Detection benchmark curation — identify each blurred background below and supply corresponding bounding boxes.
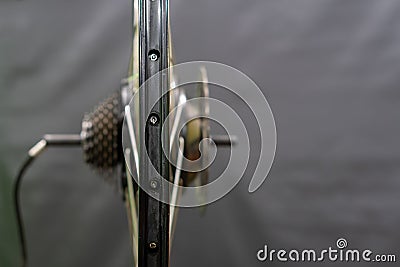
[1,0,400,266]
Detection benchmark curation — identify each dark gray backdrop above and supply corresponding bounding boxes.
[1,0,399,266]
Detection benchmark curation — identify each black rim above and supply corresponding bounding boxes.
[138,0,170,266]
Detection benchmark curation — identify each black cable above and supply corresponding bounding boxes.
[13,134,81,267]
[13,155,35,267]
